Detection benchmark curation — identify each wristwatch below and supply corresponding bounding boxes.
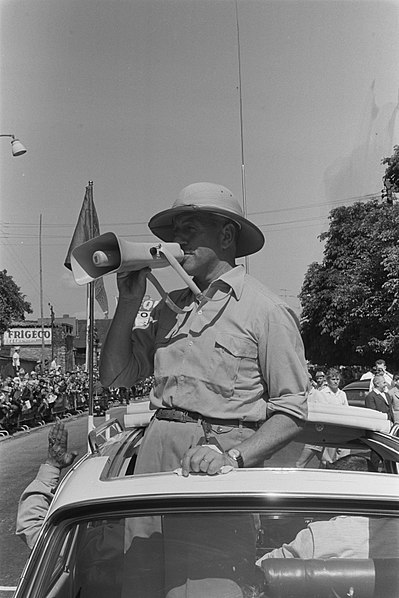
[227,448,244,468]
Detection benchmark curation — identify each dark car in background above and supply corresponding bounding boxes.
[342,379,370,408]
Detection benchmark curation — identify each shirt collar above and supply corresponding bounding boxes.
[207,265,245,300]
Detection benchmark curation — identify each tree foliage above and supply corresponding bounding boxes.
[300,200,399,365]
[382,144,399,202]
[0,270,32,335]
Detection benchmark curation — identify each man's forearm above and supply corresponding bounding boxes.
[236,413,304,467]
[99,297,141,388]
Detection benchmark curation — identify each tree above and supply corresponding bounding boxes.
[382,144,399,204]
[0,270,32,335]
[300,200,399,365]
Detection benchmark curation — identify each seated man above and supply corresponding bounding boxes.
[257,455,399,563]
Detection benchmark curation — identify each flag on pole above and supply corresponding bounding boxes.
[64,182,109,316]
[94,280,109,318]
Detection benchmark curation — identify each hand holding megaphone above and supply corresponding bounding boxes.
[71,232,184,285]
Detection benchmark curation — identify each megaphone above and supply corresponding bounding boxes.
[71,232,184,285]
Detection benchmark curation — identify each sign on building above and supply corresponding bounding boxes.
[3,327,52,346]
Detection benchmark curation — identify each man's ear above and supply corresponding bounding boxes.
[220,222,236,250]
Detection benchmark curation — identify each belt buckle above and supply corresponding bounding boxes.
[169,409,187,423]
[177,410,187,423]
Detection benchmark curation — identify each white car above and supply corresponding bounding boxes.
[14,405,399,598]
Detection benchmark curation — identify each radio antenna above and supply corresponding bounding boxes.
[235,0,249,273]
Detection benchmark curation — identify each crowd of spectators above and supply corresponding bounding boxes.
[307,364,366,387]
[0,368,90,434]
[308,361,399,389]
[0,363,154,435]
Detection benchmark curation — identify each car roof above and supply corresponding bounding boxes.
[343,379,370,390]
[48,455,399,518]
[52,464,399,514]
[44,416,399,520]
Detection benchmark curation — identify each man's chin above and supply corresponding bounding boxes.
[181,256,195,275]
[182,265,196,277]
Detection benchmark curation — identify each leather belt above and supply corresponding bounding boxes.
[155,407,261,430]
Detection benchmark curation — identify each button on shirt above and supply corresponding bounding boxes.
[319,385,349,406]
[127,266,309,422]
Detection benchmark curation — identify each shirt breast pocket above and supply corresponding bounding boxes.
[210,334,258,396]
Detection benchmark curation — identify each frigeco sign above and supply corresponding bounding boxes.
[3,327,52,346]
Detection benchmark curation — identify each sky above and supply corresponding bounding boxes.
[1,0,399,322]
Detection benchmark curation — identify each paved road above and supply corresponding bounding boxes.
[0,406,126,596]
[0,409,305,595]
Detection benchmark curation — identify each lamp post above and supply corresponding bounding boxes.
[0,134,27,156]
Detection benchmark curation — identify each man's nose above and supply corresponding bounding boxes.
[173,232,187,246]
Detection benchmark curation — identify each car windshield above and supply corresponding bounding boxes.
[23,508,399,598]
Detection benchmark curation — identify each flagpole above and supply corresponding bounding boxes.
[85,285,90,372]
[235,0,249,274]
[87,280,95,431]
[87,181,95,434]
[64,179,108,439]
[39,214,45,373]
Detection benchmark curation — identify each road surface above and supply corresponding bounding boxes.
[0,407,126,596]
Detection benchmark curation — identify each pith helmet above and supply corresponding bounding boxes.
[148,182,265,258]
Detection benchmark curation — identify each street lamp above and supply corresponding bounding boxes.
[0,134,27,156]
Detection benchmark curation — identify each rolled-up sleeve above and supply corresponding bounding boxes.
[259,303,309,421]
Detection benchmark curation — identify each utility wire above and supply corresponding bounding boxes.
[0,191,381,231]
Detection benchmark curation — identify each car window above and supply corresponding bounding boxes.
[25,509,399,598]
[37,525,81,598]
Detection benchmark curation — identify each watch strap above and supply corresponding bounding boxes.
[227,449,244,468]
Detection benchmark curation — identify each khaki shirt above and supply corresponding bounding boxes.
[128,266,309,422]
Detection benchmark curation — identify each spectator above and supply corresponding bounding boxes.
[360,365,376,381]
[0,385,14,429]
[388,373,399,423]
[313,369,327,390]
[118,387,129,406]
[12,347,21,375]
[16,421,78,549]
[365,359,393,392]
[365,374,395,469]
[365,374,395,423]
[34,361,42,375]
[296,367,349,468]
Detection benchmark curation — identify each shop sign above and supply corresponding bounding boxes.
[3,327,52,346]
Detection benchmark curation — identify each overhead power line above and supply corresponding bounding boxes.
[0,191,381,232]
